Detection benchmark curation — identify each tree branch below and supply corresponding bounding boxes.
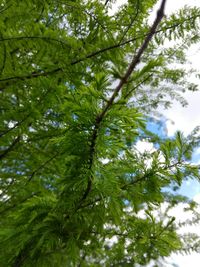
[1,11,199,89]
[104,0,110,7]
[123,73,153,100]
[0,36,71,49]
[0,67,61,85]
[0,114,30,138]
[98,0,167,120]
[0,135,20,161]
[0,2,12,14]
[79,0,167,204]
[27,153,59,182]
[78,116,101,203]
[121,160,182,190]
[118,0,140,44]
[0,192,40,215]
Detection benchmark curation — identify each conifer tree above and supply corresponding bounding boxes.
[0,0,200,266]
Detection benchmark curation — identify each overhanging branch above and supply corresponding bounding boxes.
[1,9,199,89]
[98,0,167,119]
[79,0,167,204]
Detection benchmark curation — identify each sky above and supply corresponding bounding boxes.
[111,0,200,266]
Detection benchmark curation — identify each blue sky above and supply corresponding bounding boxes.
[147,119,200,199]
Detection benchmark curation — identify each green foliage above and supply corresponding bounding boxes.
[0,0,200,266]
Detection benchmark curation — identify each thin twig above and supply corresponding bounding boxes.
[118,0,140,44]
[0,114,30,138]
[0,36,71,49]
[27,153,59,182]
[0,136,20,160]
[121,160,182,190]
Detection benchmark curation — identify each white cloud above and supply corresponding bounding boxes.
[134,140,158,169]
[135,140,156,154]
[161,0,200,136]
[108,0,127,16]
[100,158,110,164]
[194,193,200,204]
[167,252,200,267]
[166,0,200,12]
[166,193,200,266]
[105,236,118,246]
[165,90,200,136]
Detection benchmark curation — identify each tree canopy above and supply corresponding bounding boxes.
[0,0,200,266]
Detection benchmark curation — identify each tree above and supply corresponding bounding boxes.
[0,0,200,266]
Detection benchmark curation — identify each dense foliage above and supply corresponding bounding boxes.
[0,0,200,266]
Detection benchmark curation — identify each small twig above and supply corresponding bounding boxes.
[118,0,140,44]
[121,160,182,190]
[124,73,153,100]
[0,32,7,76]
[78,116,101,204]
[0,135,20,160]
[0,2,12,14]
[0,192,40,215]
[27,153,59,182]
[0,114,30,138]
[0,36,71,49]
[104,0,110,7]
